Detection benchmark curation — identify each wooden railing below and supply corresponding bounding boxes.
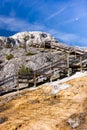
[0,75,16,86]
[0,47,87,95]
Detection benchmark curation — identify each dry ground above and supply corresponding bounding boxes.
[0,76,87,130]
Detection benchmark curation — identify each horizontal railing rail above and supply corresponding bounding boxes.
[0,75,17,86]
[0,47,87,96]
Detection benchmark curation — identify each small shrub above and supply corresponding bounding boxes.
[24,35,29,41]
[5,43,12,48]
[6,54,14,60]
[25,52,36,56]
[19,45,24,48]
[18,65,33,75]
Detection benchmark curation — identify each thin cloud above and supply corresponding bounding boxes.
[56,32,87,46]
[0,15,45,32]
[62,17,80,25]
[0,15,86,46]
[46,28,87,46]
[46,6,67,20]
[60,13,87,25]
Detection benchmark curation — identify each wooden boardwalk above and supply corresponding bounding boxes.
[0,45,87,95]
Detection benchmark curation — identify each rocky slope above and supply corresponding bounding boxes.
[0,31,69,80]
[0,46,64,80]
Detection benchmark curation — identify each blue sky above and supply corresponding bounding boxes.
[0,0,87,46]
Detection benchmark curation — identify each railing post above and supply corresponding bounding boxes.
[75,50,76,59]
[16,73,19,92]
[34,71,36,87]
[27,78,29,87]
[74,48,76,59]
[50,65,52,82]
[80,56,82,72]
[67,52,70,77]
